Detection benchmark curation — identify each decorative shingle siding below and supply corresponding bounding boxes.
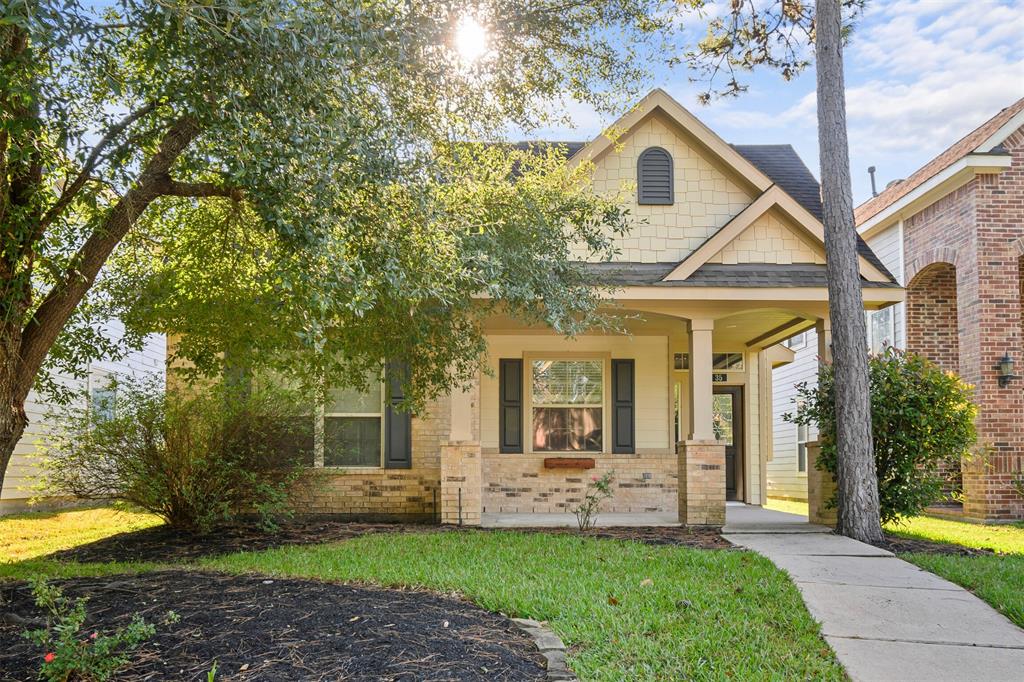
[707,210,825,266]
[584,116,752,263]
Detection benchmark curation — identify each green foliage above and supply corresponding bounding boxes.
[3,0,693,409]
[22,576,167,682]
[573,469,616,530]
[788,347,978,524]
[40,378,313,533]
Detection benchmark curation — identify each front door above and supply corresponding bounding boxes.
[712,387,743,501]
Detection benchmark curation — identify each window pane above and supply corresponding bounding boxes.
[712,394,734,445]
[90,387,116,423]
[532,407,602,451]
[324,416,381,466]
[531,360,602,405]
[798,443,807,472]
[326,379,381,414]
[712,353,744,371]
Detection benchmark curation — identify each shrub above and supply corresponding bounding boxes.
[22,577,176,682]
[788,347,977,524]
[41,378,314,533]
[573,470,616,530]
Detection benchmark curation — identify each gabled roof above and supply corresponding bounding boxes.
[856,97,1024,225]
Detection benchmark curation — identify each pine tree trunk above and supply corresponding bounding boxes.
[815,0,884,543]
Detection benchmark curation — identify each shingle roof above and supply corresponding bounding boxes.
[581,262,900,288]
[854,97,1024,225]
[514,138,896,283]
[731,145,895,283]
[511,141,587,158]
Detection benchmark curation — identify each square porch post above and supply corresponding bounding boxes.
[440,372,483,525]
[678,319,726,526]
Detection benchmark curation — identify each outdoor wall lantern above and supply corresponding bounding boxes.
[997,353,1019,388]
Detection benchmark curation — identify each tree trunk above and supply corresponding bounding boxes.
[0,322,28,499]
[815,0,884,543]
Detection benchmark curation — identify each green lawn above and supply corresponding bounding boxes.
[0,505,163,562]
[0,507,845,681]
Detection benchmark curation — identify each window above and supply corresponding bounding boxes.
[712,352,744,371]
[637,147,673,205]
[867,307,895,354]
[531,359,603,452]
[323,377,384,467]
[785,332,807,350]
[797,420,808,473]
[90,386,116,423]
[673,352,690,371]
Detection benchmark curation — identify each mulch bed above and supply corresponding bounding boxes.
[0,571,546,682]
[873,533,995,556]
[51,519,729,564]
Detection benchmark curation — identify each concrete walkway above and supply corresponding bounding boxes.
[724,506,1024,681]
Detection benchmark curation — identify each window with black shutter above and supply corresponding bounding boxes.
[499,359,523,453]
[384,362,412,468]
[611,359,635,454]
[637,147,674,205]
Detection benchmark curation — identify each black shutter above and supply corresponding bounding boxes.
[384,362,412,469]
[499,359,523,453]
[637,147,674,205]
[611,359,635,454]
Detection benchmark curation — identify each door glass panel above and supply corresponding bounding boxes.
[712,394,734,445]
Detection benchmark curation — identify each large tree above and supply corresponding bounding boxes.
[0,0,692,494]
[688,0,883,542]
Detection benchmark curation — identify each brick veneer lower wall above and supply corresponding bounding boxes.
[482,452,678,514]
[292,469,439,520]
[805,442,837,527]
[677,440,726,526]
[441,443,483,525]
[906,262,960,372]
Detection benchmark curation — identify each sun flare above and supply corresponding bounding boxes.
[455,14,489,64]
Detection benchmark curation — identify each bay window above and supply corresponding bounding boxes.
[531,359,603,452]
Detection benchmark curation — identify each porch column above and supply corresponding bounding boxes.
[678,319,726,526]
[688,319,715,441]
[815,315,832,362]
[440,372,482,526]
[807,316,838,527]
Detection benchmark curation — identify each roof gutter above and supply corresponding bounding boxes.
[858,153,1012,239]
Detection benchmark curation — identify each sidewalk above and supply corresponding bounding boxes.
[724,507,1024,681]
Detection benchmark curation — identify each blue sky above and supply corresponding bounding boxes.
[535,0,1024,204]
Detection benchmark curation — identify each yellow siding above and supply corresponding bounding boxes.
[708,210,825,266]
[583,115,753,263]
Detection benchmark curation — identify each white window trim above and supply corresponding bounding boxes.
[785,332,807,351]
[796,421,809,476]
[523,352,609,455]
[317,378,386,470]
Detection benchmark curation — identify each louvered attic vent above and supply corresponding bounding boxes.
[637,147,674,205]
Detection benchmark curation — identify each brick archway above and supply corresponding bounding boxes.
[906,262,960,373]
[906,261,962,501]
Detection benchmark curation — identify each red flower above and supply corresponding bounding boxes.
[44,653,55,664]
[90,632,98,640]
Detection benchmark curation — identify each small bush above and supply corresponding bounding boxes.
[573,470,616,530]
[41,378,314,533]
[788,347,977,524]
[22,577,175,682]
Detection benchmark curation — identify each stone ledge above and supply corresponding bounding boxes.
[512,618,577,681]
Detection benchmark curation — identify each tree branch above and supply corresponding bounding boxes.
[15,117,202,402]
[161,178,243,200]
[33,102,157,241]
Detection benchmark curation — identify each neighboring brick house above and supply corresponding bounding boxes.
[176,90,900,526]
[770,97,1024,522]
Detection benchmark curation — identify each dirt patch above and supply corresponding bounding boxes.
[50,520,446,564]
[0,571,546,682]
[50,520,729,564]
[874,533,995,556]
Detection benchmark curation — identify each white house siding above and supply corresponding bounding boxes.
[1,323,165,513]
[767,222,906,501]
